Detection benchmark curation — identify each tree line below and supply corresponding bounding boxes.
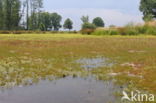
[0,0,155,31]
[0,0,43,30]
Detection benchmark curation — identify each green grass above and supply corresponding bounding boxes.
[1,33,156,40]
[0,34,156,102]
[0,33,97,40]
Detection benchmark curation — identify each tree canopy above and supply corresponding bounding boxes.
[28,12,62,31]
[140,0,156,21]
[81,16,89,23]
[63,18,73,31]
[0,0,21,30]
[92,17,105,27]
[82,22,96,29]
[51,13,62,31]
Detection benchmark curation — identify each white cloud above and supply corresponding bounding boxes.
[46,8,143,30]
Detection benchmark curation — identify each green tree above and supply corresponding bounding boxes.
[3,0,21,30]
[39,23,45,31]
[39,12,51,31]
[82,22,96,29]
[63,18,73,31]
[0,0,4,29]
[51,13,62,31]
[0,0,44,30]
[26,0,43,30]
[28,12,63,31]
[81,15,89,23]
[81,15,96,34]
[81,22,96,34]
[25,0,29,30]
[92,17,105,27]
[140,0,156,21]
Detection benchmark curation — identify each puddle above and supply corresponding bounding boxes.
[76,57,114,69]
[0,77,120,103]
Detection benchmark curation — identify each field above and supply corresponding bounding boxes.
[0,33,156,103]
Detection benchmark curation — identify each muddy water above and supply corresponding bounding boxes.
[0,77,120,103]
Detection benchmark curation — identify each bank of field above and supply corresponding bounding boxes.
[0,34,156,99]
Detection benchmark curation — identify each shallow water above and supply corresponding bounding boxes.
[0,77,120,103]
[76,57,114,69]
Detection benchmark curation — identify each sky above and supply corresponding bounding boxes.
[43,0,143,30]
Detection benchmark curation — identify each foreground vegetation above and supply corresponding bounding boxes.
[0,34,155,103]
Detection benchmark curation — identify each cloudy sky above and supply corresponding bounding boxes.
[44,0,143,30]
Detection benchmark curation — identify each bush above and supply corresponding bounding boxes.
[0,31,11,34]
[108,29,119,35]
[134,22,156,35]
[136,26,147,34]
[118,27,139,35]
[146,26,156,35]
[92,29,119,35]
[125,27,138,35]
[92,21,156,36]
[121,23,139,35]
[81,23,96,34]
[82,22,96,29]
[12,31,22,34]
[92,29,107,35]
[81,29,95,34]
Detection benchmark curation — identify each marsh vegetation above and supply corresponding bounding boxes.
[0,34,155,103]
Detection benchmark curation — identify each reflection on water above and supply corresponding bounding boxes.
[76,57,114,69]
[0,77,120,103]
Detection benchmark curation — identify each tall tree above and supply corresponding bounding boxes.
[26,0,29,30]
[92,17,105,27]
[0,0,44,30]
[25,0,43,30]
[140,0,156,21]
[0,0,4,29]
[51,13,62,31]
[3,0,21,30]
[39,12,51,31]
[12,0,21,29]
[63,18,73,31]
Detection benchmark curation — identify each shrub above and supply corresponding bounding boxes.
[92,29,106,35]
[81,23,96,34]
[117,21,156,35]
[124,27,138,35]
[146,26,156,35]
[12,31,22,34]
[82,22,96,29]
[108,29,119,35]
[0,31,11,34]
[81,29,95,34]
[92,29,119,35]
[136,26,147,34]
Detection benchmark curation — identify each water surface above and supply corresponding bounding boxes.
[0,77,119,103]
[76,57,114,70]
